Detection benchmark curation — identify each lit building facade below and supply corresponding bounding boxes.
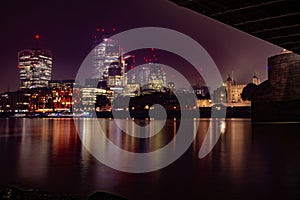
[134,64,166,91]
[0,80,75,113]
[148,65,167,91]
[94,37,120,81]
[18,49,52,89]
[225,77,246,103]
[79,87,108,112]
[225,75,259,104]
[0,91,30,113]
[122,54,136,85]
[138,66,151,88]
[49,80,75,112]
[107,61,123,87]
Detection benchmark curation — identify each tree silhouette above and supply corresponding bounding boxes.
[241,83,258,101]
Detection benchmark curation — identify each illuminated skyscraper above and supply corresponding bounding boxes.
[138,66,151,88]
[122,54,136,84]
[123,54,135,73]
[107,61,122,87]
[93,29,120,81]
[18,49,52,89]
[148,65,167,91]
[134,64,166,91]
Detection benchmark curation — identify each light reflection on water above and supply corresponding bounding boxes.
[0,118,299,199]
[76,118,195,173]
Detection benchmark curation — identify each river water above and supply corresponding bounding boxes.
[0,118,299,199]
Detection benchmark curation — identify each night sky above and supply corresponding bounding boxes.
[0,0,282,92]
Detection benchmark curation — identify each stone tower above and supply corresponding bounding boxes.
[252,50,300,121]
[226,76,233,103]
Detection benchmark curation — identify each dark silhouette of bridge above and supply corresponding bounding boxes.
[170,0,300,54]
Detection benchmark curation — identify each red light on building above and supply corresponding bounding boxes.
[102,28,105,32]
[96,28,100,32]
[112,28,116,31]
[35,34,40,40]
[151,48,155,51]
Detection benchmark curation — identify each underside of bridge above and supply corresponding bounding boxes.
[170,0,300,54]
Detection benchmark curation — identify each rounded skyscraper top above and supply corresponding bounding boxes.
[18,48,52,89]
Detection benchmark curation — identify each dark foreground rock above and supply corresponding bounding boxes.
[0,187,78,199]
[88,192,128,200]
[0,187,128,200]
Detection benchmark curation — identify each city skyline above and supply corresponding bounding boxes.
[1,1,300,199]
[5,32,262,94]
[0,0,282,93]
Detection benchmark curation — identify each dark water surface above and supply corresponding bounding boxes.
[0,118,299,199]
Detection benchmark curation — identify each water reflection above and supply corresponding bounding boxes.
[18,119,49,182]
[75,118,199,173]
[0,118,299,199]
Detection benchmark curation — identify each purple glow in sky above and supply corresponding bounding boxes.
[0,0,281,92]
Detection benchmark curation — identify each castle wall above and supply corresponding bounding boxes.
[252,52,300,122]
[268,53,300,101]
